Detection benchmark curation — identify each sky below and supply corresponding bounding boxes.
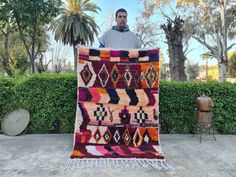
[46,0,236,67]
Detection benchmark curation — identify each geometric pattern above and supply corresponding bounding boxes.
[123,65,133,87]
[103,127,112,143]
[122,127,131,145]
[119,106,131,125]
[98,64,110,87]
[80,64,93,86]
[83,125,159,146]
[113,130,121,143]
[94,104,107,125]
[78,61,160,89]
[133,128,143,147]
[79,102,158,127]
[145,64,158,88]
[78,61,96,87]
[71,47,166,163]
[134,107,148,126]
[133,71,141,87]
[111,64,121,87]
[78,87,158,106]
[93,127,102,143]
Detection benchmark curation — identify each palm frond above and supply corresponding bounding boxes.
[50,0,101,46]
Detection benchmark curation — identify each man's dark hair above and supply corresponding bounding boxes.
[115,8,127,18]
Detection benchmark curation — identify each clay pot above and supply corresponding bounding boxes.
[196,94,214,112]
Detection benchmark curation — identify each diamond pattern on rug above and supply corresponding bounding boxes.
[123,65,133,87]
[80,64,93,86]
[98,64,110,87]
[145,64,158,88]
[113,129,121,143]
[133,128,143,147]
[93,127,102,143]
[103,127,112,143]
[122,127,131,145]
[143,129,152,143]
[111,64,121,87]
[133,72,141,87]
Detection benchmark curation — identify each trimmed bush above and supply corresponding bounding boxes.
[159,81,236,134]
[0,78,16,123]
[0,74,235,134]
[0,74,77,134]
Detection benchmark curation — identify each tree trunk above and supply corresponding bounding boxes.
[73,43,78,71]
[168,43,179,80]
[218,61,228,82]
[1,29,13,76]
[161,17,187,81]
[29,57,35,74]
[220,1,228,82]
[168,41,187,81]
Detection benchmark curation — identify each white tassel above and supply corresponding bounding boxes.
[65,158,175,171]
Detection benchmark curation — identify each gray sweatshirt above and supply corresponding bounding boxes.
[98,29,142,49]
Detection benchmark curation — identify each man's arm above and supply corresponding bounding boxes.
[98,34,105,48]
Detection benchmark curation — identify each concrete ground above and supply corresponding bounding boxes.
[0,134,235,177]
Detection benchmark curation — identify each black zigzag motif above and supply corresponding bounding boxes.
[78,87,157,106]
[125,89,138,105]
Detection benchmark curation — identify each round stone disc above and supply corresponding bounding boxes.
[1,108,30,136]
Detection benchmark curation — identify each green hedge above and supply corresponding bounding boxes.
[0,74,77,134]
[0,78,16,122]
[159,81,236,134]
[0,74,236,134]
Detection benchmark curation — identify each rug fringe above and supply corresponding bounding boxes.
[65,158,175,171]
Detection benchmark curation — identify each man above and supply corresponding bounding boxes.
[99,8,142,49]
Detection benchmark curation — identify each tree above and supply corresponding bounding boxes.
[160,63,170,80]
[50,0,101,71]
[138,0,188,81]
[180,0,236,81]
[0,2,14,76]
[35,55,52,73]
[12,51,30,75]
[134,3,161,48]
[1,0,62,74]
[0,14,30,76]
[0,25,12,76]
[138,0,236,81]
[49,44,68,73]
[161,17,187,81]
[185,61,199,81]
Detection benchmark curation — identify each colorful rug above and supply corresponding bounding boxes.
[67,47,173,170]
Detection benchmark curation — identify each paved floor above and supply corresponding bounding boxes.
[0,134,235,177]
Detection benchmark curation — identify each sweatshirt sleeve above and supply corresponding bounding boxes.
[98,33,105,48]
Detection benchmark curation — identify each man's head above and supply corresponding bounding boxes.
[115,8,127,30]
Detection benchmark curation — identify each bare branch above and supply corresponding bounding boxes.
[167,1,178,17]
[0,27,6,35]
[228,43,236,50]
[192,35,217,56]
[185,48,195,56]
[159,8,174,23]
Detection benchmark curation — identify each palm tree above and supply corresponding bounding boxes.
[50,0,101,71]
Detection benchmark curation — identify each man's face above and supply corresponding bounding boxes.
[115,12,127,29]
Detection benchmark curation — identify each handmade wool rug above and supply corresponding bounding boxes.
[67,46,173,170]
